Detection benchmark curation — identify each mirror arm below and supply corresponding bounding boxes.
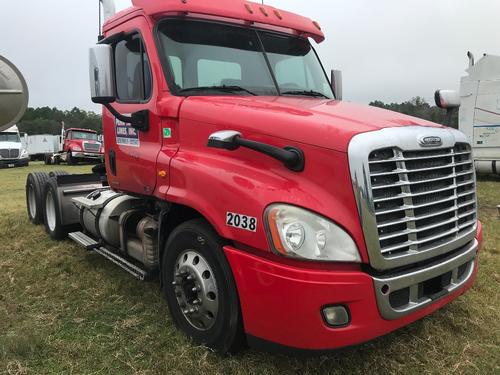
[208,132,305,172]
[103,103,149,131]
[235,137,305,172]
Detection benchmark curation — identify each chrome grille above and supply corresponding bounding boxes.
[0,149,19,159]
[83,142,100,152]
[349,127,478,271]
[369,143,476,257]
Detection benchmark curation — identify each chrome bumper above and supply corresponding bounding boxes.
[72,152,103,159]
[373,239,477,320]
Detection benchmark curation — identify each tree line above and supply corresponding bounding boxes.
[18,107,102,135]
[369,96,458,128]
[17,97,456,135]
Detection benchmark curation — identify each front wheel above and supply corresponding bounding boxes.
[66,151,76,165]
[162,219,245,353]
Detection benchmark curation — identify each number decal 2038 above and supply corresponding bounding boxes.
[226,212,257,232]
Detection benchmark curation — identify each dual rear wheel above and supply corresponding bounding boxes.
[26,171,72,240]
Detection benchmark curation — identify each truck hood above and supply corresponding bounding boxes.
[0,141,22,150]
[180,96,443,152]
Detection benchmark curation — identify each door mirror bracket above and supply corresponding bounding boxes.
[104,104,149,132]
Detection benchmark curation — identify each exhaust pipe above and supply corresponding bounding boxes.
[100,0,116,22]
[467,51,475,68]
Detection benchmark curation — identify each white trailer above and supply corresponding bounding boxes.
[26,134,62,161]
[436,52,500,175]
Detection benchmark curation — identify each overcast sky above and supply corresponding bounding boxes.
[1,0,498,112]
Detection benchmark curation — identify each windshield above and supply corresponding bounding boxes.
[0,133,20,143]
[157,19,334,99]
[71,131,98,141]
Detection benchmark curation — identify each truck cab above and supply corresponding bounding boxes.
[0,125,29,168]
[436,53,500,175]
[62,128,104,164]
[26,0,482,353]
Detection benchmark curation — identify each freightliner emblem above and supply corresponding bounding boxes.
[419,136,442,147]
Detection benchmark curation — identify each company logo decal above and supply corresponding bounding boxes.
[115,117,139,147]
[419,136,442,147]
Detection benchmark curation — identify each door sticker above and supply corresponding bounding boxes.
[226,212,257,232]
[163,128,172,138]
[115,117,140,147]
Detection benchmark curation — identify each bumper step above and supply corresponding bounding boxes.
[69,231,149,281]
[69,231,100,250]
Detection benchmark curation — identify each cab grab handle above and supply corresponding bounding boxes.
[207,130,305,172]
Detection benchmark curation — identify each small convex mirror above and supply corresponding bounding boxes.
[0,55,29,131]
[435,89,460,109]
[89,44,116,104]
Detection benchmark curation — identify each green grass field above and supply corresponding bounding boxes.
[1,162,499,374]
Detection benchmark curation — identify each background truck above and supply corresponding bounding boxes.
[436,52,500,175]
[15,0,482,353]
[0,125,29,168]
[43,122,104,165]
[26,134,61,161]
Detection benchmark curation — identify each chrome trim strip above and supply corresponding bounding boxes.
[373,239,477,320]
[348,126,478,271]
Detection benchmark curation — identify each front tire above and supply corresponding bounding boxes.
[66,151,76,165]
[162,219,245,353]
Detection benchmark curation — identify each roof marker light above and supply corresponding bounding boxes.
[260,7,269,17]
[313,21,322,30]
[273,9,283,20]
[244,3,254,14]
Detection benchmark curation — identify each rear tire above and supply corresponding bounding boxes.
[162,219,245,353]
[26,172,50,224]
[42,177,68,240]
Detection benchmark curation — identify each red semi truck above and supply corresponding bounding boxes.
[25,0,483,353]
[43,124,104,165]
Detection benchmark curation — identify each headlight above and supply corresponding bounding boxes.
[73,146,82,151]
[265,204,361,262]
[20,149,28,158]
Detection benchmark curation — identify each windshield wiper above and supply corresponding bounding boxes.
[179,85,257,96]
[282,90,330,99]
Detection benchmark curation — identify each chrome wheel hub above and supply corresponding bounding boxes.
[28,184,36,218]
[45,191,56,231]
[173,250,219,331]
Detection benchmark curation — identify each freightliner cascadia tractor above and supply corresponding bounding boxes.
[23,0,482,353]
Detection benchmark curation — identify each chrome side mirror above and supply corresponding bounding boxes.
[89,45,116,104]
[0,55,29,131]
[331,69,343,101]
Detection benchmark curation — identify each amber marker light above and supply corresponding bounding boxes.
[158,170,167,178]
[244,3,254,14]
[313,21,322,30]
[266,207,287,255]
[260,7,269,17]
[273,10,283,20]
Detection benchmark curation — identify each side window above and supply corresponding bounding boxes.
[197,59,242,87]
[65,131,71,140]
[114,34,152,102]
